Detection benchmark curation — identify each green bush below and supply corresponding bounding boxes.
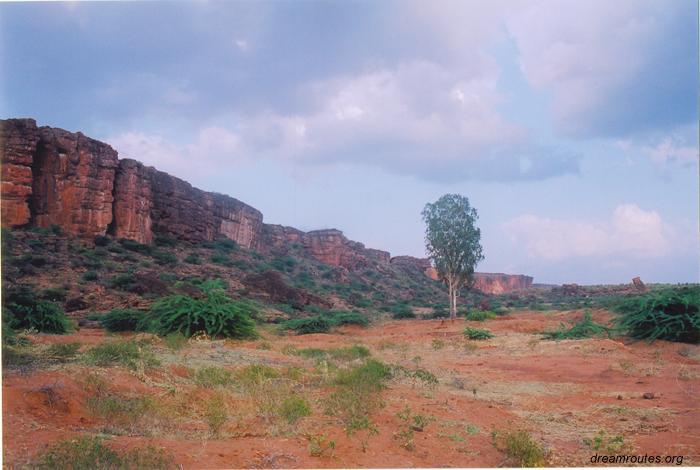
[465,310,497,321]
[154,234,178,247]
[119,238,153,255]
[329,311,370,327]
[495,430,545,467]
[33,436,174,470]
[283,316,331,334]
[108,273,136,290]
[45,342,81,362]
[210,252,233,266]
[99,309,144,332]
[463,326,494,340]
[280,395,311,424]
[195,366,234,388]
[142,287,257,338]
[390,303,415,319]
[93,235,111,247]
[152,249,178,266]
[613,287,700,343]
[184,253,202,264]
[82,270,99,281]
[3,285,72,334]
[543,311,610,340]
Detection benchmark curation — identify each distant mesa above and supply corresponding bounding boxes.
[0,118,532,294]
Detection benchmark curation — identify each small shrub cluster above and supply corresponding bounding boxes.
[390,303,415,319]
[613,287,699,343]
[3,285,72,334]
[493,430,545,467]
[84,340,160,370]
[33,436,174,470]
[542,311,609,340]
[99,309,144,332]
[465,310,497,321]
[283,311,370,334]
[463,326,494,340]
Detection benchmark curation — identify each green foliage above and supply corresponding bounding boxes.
[184,253,201,264]
[82,270,99,281]
[280,395,311,424]
[308,434,336,457]
[84,340,160,370]
[99,309,144,332]
[33,436,120,469]
[494,430,545,467]
[325,360,390,437]
[33,436,174,470]
[163,332,188,350]
[194,366,234,388]
[93,235,111,247]
[583,429,626,453]
[283,315,331,334]
[465,310,497,321]
[390,303,415,319]
[204,394,228,436]
[118,238,153,255]
[151,249,178,266]
[3,285,72,334]
[107,273,136,290]
[210,252,233,266]
[143,288,257,339]
[205,238,238,253]
[542,311,610,340]
[153,234,178,247]
[463,326,494,340]
[296,345,371,362]
[45,342,81,362]
[328,311,370,327]
[272,256,297,272]
[613,287,700,343]
[422,194,484,318]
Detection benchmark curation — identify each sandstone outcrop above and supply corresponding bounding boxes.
[1,118,534,292]
[472,273,533,294]
[1,119,38,227]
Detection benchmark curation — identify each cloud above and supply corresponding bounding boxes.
[505,0,698,138]
[503,204,691,261]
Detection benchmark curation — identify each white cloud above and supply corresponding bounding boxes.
[503,204,691,261]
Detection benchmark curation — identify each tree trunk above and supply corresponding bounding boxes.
[449,280,457,320]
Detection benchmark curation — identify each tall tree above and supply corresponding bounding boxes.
[422,194,484,319]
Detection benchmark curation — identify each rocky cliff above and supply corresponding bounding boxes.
[472,273,533,294]
[0,118,532,292]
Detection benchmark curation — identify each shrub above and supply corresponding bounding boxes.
[84,340,159,370]
[82,270,99,281]
[33,437,120,469]
[204,394,228,436]
[236,364,280,389]
[154,234,178,247]
[329,311,370,327]
[99,309,144,332]
[195,366,234,388]
[206,238,238,253]
[107,273,137,290]
[3,285,72,334]
[391,303,415,319]
[163,332,188,350]
[184,253,201,264]
[465,310,497,321]
[463,326,494,340]
[33,437,174,470]
[429,305,449,319]
[542,311,609,340]
[210,252,233,266]
[143,289,257,338]
[119,238,153,255]
[283,316,331,334]
[494,430,545,467]
[280,395,311,424]
[45,342,81,362]
[613,287,700,343]
[152,249,178,266]
[93,235,111,247]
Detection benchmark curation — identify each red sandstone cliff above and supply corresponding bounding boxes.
[0,118,532,292]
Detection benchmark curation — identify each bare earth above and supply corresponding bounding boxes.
[4,309,699,468]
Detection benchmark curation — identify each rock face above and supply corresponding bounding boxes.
[0,119,38,227]
[472,273,533,294]
[0,118,534,290]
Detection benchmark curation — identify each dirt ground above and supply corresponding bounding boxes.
[3,309,699,468]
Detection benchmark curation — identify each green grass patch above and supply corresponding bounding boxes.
[465,310,497,321]
[542,311,609,340]
[84,340,160,370]
[194,366,234,388]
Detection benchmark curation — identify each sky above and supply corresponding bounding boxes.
[1,0,698,285]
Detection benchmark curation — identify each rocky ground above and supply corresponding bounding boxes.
[4,310,699,468]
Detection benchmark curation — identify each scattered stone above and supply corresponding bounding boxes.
[643,392,655,399]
